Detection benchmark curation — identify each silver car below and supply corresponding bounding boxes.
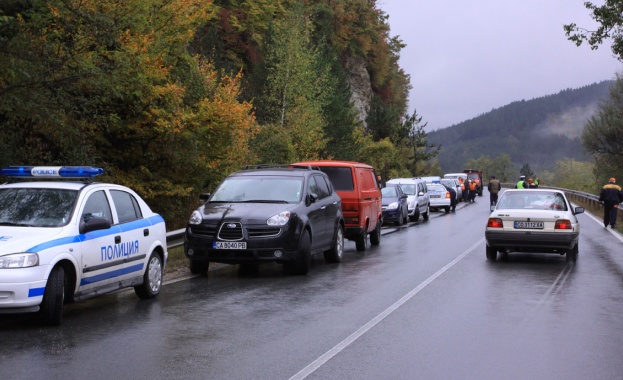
[386,178,430,221]
[485,189,584,262]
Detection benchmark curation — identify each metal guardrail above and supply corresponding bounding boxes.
[165,185,622,249]
[166,228,185,249]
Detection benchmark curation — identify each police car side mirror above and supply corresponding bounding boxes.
[80,217,112,234]
[573,207,585,215]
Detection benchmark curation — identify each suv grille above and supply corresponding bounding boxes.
[247,228,281,238]
[190,225,217,238]
[218,222,243,240]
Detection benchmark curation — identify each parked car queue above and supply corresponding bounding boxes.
[0,163,474,326]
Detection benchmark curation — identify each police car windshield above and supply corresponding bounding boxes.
[0,188,78,227]
[210,177,304,203]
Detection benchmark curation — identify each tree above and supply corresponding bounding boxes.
[255,4,329,161]
[564,1,623,61]
[582,74,623,187]
[520,163,535,178]
[551,159,597,193]
[404,111,440,174]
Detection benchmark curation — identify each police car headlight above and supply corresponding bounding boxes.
[387,202,399,210]
[267,211,290,226]
[189,210,203,225]
[0,253,39,268]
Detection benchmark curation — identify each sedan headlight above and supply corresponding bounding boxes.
[0,253,39,268]
[188,210,203,225]
[267,211,291,226]
[386,202,399,210]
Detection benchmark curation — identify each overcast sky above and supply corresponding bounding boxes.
[377,0,622,131]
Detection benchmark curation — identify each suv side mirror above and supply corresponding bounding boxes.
[307,193,318,206]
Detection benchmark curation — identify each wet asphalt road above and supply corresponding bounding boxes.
[2,192,623,380]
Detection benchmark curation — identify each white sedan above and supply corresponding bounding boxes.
[485,189,584,262]
[426,183,451,213]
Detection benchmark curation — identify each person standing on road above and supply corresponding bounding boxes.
[599,177,623,229]
[443,184,457,212]
[515,175,527,189]
[468,179,477,202]
[377,175,385,188]
[488,175,501,206]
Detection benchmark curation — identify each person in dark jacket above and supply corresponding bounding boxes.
[443,184,457,212]
[599,177,623,229]
[488,175,501,206]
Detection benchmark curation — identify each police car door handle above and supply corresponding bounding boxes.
[115,236,121,244]
[143,228,149,237]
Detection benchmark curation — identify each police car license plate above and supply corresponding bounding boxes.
[213,241,247,249]
[514,221,544,229]
[431,195,440,198]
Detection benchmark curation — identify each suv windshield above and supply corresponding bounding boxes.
[210,177,304,203]
[0,188,78,227]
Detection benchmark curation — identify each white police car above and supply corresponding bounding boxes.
[0,166,168,325]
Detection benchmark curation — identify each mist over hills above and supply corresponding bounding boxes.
[427,80,613,173]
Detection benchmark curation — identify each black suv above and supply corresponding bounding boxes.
[184,165,344,275]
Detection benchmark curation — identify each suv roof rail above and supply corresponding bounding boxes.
[242,164,320,171]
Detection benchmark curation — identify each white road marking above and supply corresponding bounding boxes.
[288,237,485,380]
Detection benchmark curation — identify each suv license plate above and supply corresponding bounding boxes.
[213,241,247,249]
[514,221,544,229]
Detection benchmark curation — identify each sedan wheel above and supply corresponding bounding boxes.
[566,242,578,263]
[486,245,498,261]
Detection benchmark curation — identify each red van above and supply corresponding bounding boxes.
[293,160,382,251]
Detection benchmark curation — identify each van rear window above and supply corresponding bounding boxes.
[318,167,354,191]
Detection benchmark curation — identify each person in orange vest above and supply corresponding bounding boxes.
[458,177,467,201]
[468,179,477,202]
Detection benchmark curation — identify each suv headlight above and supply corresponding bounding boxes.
[188,210,203,225]
[0,253,39,268]
[267,211,291,226]
[387,202,399,210]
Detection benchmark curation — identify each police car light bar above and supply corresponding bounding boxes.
[0,166,104,178]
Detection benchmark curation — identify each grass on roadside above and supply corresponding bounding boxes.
[165,245,188,274]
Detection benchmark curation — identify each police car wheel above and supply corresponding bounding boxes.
[134,252,163,299]
[40,265,65,326]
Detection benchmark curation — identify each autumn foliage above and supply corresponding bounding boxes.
[0,0,413,228]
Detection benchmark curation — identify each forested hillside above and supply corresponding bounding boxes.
[428,80,614,174]
[0,0,419,228]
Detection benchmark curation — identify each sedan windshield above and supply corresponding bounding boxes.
[497,191,568,211]
[0,188,78,227]
[210,177,304,203]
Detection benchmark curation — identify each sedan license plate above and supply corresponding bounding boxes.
[213,241,247,249]
[430,195,440,198]
[514,221,544,229]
